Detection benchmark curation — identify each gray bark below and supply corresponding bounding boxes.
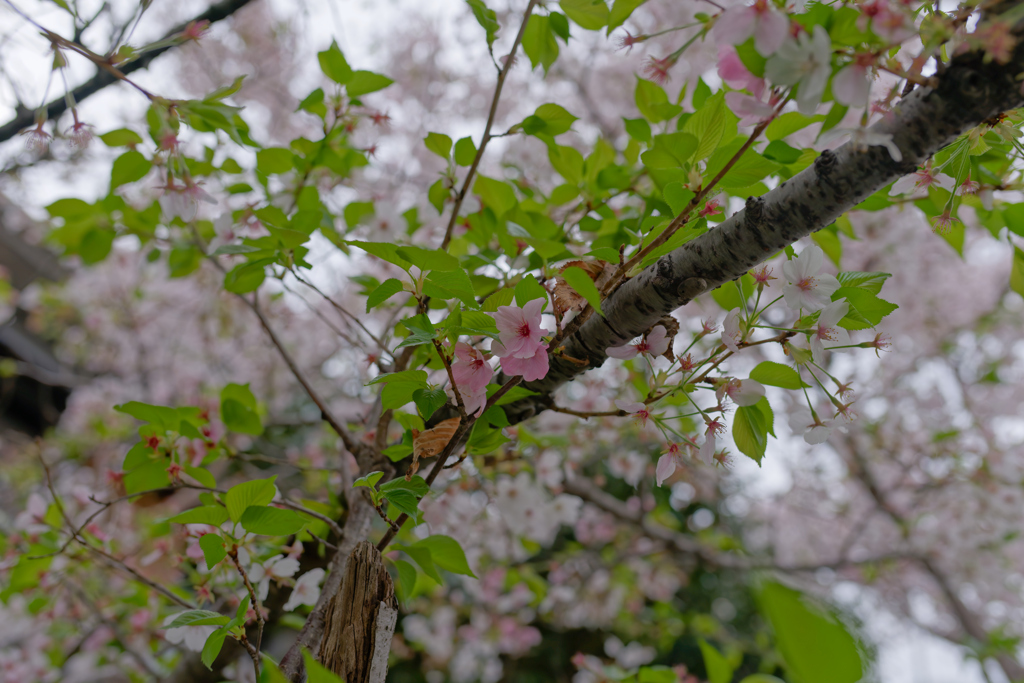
[502,44,1024,424]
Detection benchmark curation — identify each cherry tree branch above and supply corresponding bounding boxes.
[0,0,258,142]
[500,38,1024,425]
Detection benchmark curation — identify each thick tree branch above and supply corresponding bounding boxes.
[501,41,1024,424]
[0,0,257,144]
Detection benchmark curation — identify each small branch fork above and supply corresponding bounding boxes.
[375,376,522,551]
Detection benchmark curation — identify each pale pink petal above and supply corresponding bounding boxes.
[646,326,670,356]
[615,400,645,413]
[730,379,765,406]
[832,64,870,106]
[606,344,639,359]
[715,6,756,46]
[753,9,789,56]
[726,92,775,126]
[655,454,677,486]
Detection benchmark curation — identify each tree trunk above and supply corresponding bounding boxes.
[317,541,398,683]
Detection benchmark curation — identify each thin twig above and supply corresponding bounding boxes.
[439,0,540,250]
[227,547,264,676]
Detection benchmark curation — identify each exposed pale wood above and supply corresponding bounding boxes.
[317,541,398,683]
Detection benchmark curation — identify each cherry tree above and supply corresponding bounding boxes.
[1,0,1024,682]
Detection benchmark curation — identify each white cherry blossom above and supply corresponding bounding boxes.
[781,244,840,311]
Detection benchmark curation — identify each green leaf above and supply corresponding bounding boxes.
[199,628,226,670]
[733,404,768,464]
[110,150,152,188]
[256,147,294,175]
[757,581,864,683]
[100,128,143,147]
[353,471,384,489]
[184,466,217,489]
[749,361,808,389]
[833,287,898,330]
[560,266,604,316]
[635,79,682,123]
[482,286,515,312]
[424,132,453,159]
[401,544,442,583]
[379,475,430,496]
[223,258,270,294]
[548,144,585,184]
[393,559,418,601]
[382,382,426,409]
[522,15,559,72]
[763,140,802,164]
[766,112,824,141]
[344,200,375,228]
[199,533,227,567]
[396,246,460,272]
[520,102,578,136]
[454,136,477,166]
[221,383,262,436]
[166,505,230,526]
[682,92,727,162]
[608,0,647,32]
[367,278,406,311]
[425,269,478,307]
[473,175,517,216]
[466,0,500,46]
[641,132,698,169]
[303,649,346,683]
[698,640,734,683]
[381,489,422,518]
[836,271,891,295]
[167,610,231,628]
[224,476,278,523]
[1012,247,1024,299]
[318,41,352,83]
[663,182,695,216]
[80,229,115,265]
[623,117,652,143]
[560,0,609,30]
[367,370,429,386]
[410,534,476,577]
[413,387,448,420]
[347,241,413,270]
[240,506,306,536]
[428,178,450,214]
[514,276,548,306]
[346,70,394,97]
[448,309,499,338]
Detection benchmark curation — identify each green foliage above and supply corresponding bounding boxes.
[757,581,865,683]
[225,476,278,523]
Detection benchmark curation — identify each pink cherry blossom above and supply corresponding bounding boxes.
[699,416,726,463]
[788,406,833,444]
[714,0,790,57]
[722,309,743,353]
[493,300,549,358]
[726,92,778,127]
[615,400,651,427]
[889,160,955,196]
[832,55,875,106]
[765,26,833,115]
[460,385,488,417]
[491,340,550,382]
[715,377,766,406]
[718,47,765,98]
[810,299,851,364]
[655,443,685,486]
[451,342,493,393]
[781,244,840,311]
[283,568,325,611]
[606,325,669,360]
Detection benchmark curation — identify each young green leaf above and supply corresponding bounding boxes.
[224,476,278,523]
[240,506,306,536]
[165,505,230,526]
[199,533,227,567]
